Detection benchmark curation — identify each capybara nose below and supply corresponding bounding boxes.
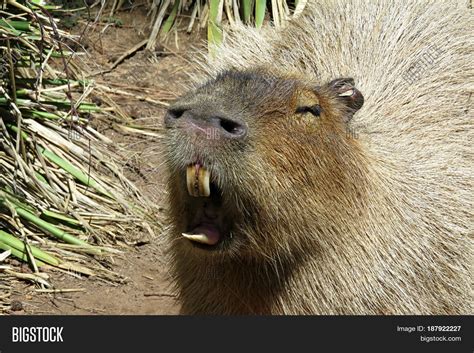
[165,108,247,140]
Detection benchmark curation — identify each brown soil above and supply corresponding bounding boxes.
[9,5,206,315]
[11,243,178,315]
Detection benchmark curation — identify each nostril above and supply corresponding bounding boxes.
[167,108,186,120]
[219,118,247,137]
[164,108,187,128]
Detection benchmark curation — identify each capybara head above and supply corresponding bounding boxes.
[163,70,365,262]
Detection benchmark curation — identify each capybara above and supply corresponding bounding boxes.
[163,0,473,314]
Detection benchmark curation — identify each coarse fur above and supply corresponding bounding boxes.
[163,0,473,314]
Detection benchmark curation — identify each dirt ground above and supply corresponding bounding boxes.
[9,5,206,315]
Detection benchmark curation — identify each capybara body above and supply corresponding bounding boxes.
[163,0,473,314]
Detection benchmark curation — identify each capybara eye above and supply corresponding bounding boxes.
[295,105,322,117]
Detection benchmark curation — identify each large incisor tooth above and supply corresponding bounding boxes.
[186,165,197,197]
[186,165,210,197]
[199,167,210,197]
[182,233,213,244]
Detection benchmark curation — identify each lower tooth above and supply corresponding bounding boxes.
[182,233,212,245]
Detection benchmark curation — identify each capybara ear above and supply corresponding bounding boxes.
[326,77,364,122]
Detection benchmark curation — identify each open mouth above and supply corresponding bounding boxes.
[182,163,230,250]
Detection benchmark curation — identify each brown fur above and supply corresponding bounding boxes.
[163,0,473,314]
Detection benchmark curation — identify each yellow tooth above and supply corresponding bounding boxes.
[186,166,210,197]
[182,233,213,244]
[186,165,197,197]
[199,167,210,197]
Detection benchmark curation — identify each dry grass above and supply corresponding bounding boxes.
[104,0,308,48]
[0,1,161,312]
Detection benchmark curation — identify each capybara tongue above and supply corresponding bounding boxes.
[186,164,210,197]
[182,224,220,245]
